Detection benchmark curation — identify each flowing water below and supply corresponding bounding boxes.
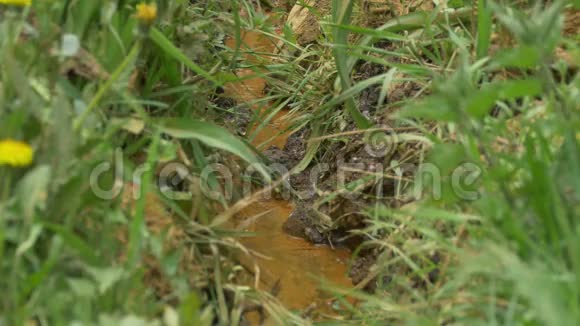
[224,29,352,312]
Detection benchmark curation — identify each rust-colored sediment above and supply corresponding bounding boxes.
[225,30,289,150]
[237,200,351,311]
[224,27,352,312]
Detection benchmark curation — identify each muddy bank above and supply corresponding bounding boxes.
[222,23,357,318]
[259,59,427,294]
[215,1,434,301]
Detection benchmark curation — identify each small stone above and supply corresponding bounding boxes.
[286,0,331,45]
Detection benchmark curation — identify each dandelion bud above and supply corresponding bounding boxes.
[135,2,157,26]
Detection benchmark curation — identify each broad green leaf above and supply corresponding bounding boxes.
[67,278,96,298]
[155,118,270,180]
[15,224,43,256]
[496,78,543,100]
[180,292,202,326]
[86,266,125,294]
[397,95,457,122]
[17,165,51,221]
[428,143,467,176]
[466,79,543,118]
[465,85,499,118]
[493,46,541,68]
[68,0,100,39]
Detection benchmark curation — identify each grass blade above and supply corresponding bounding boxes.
[331,0,372,129]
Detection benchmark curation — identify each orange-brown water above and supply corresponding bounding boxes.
[237,200,352,311]
[224,29,352,311]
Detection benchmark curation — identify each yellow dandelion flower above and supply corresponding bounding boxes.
[136,2,157,24]
[0,139,33,167]
[0,0,31,6]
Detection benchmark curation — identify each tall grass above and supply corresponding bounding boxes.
[315,0,579,324]
[0,0,290,324]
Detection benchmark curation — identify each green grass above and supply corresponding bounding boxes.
[0,1,283,324]
[0,0,578,325]
[318,0,579,325]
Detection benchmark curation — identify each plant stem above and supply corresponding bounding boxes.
[73,41,141,132]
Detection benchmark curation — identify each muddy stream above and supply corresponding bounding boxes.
[224,28,352,312]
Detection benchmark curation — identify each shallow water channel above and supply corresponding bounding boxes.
[224,29,352,311]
